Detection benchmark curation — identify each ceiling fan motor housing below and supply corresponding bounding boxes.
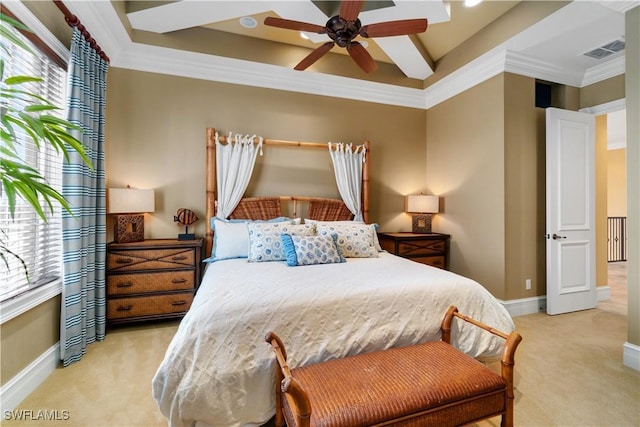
[326,16,361,47]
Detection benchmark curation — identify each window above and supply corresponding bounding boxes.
[1,16,68,302]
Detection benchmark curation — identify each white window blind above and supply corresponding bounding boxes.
[1,21,67,302]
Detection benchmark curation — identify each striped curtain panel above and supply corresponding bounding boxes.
[60,27,109,366]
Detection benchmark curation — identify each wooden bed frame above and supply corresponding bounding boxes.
[205,128,371,258]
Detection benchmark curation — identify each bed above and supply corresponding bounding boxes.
[151,129,515,427]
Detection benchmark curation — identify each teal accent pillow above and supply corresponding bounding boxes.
[281,233,345,267]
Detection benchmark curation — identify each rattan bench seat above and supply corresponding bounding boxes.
[285,340,506,427]
[266,306,522,427]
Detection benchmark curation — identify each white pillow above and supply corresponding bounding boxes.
[315,223,379,258]
[206,217,292,262]
[209,219,250,261]
[247,223,316,262]
[305,219,382,252]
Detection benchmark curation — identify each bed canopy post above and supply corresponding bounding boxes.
[205,128,217,258]
[362,140,370,224]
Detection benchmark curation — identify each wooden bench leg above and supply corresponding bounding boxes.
[442,306,522,427]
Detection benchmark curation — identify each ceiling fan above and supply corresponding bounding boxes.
[264,0,428,73]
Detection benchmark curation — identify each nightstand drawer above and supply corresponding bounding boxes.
[413,255,446,269]
[397,240,446,257]
[377,232,450,270]
[107,248,196,272]
[107,271,195,296]
[106,239,203,325]
[107,292,194,319]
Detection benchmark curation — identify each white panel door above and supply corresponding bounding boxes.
[546,107,596,315]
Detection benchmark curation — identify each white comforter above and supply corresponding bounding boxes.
[152,252,514,427]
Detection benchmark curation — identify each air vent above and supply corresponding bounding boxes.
[583,38,625,60]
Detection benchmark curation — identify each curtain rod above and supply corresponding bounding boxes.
[53,0,109,63]
[214,133,370,151]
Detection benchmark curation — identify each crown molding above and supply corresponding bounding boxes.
[582,56,626,86]
[504,50,584,87]
[599,1,640,14]
[424,49,506,109]
[59,0,629,112]
[118,43,428,109]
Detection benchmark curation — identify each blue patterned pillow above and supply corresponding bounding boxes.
[281,233,345,267]
[247,223,316,262]
[316,223,378,258]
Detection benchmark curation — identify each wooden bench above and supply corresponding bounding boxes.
[265,306,522,427]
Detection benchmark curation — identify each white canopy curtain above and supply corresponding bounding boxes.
[328,142,366,221]
[215,132,263,218]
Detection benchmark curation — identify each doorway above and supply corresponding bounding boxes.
[601,108,628,315]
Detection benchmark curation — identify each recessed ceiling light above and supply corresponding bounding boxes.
[359,40,369,49]
[239,16,257,29]
[299,31,310,40]
[464,0,483,7]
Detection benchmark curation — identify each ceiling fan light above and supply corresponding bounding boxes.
[464,0,483,7]
[239,16,257,29]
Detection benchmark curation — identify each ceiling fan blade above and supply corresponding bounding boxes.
[347,42,377,73]
[340,0,364,22]
[294,42,335,71]
[264,17,326,33]
[360,19,428,38]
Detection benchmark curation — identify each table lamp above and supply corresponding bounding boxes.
[108,186,155,243]
[405,194,439,234]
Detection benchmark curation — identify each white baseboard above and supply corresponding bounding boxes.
[500,296,546,317]
[501,286,611,317]
[623,342,640,371]
[0,342,60,412]
[596,285,611,302]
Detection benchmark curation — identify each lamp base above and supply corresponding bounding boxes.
[114,214,145,243]
[411,213,433,234]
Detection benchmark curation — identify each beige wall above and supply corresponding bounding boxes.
[426,74,506,298]
[504,73,546,300]
[625,5,639,348]
[105,67,427,241]
[0,297,60,387]
[607,149,627,217]
[580,75,626,110]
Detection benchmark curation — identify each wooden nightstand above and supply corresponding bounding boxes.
[106,238,203,325]
[377,232,450,269]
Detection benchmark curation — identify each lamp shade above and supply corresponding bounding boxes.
[405,194,438,213]
[108,188,155,214]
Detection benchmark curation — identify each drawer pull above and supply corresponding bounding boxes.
[171,256,188,261]
[117,305,132,311]
[171,278,187,284]
[171,300,187,306]
[115,258,134,264]
[116,282,133,288]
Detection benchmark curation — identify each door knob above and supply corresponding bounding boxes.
[552,233,567,240]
